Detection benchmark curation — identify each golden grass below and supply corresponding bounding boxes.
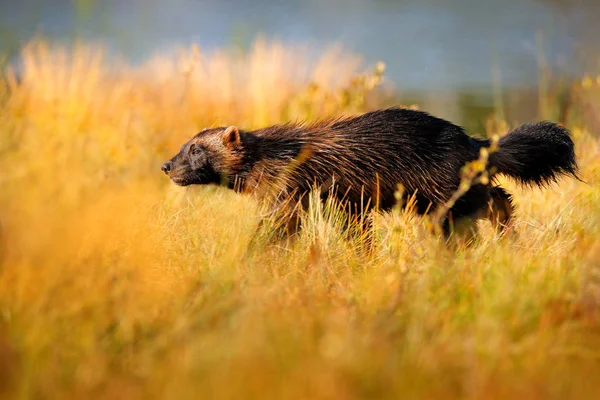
[1,40,600,399]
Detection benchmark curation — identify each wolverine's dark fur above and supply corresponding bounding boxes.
[162,108,578,239]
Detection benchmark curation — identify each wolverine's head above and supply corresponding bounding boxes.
[161,126,246,187]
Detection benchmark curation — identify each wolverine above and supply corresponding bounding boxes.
[161,108,578,238]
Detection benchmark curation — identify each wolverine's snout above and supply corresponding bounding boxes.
[161,162,172,174]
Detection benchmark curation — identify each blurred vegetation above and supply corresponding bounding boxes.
[0,38,600,400]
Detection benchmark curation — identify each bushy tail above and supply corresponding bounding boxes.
[487,122,578,186]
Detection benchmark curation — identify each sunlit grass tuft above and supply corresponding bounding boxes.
[1,39,600,399]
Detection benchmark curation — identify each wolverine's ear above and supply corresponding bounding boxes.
[222,126,241,147]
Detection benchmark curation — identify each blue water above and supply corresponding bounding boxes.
[1,0,598,92]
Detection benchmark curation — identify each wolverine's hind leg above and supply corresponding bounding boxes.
[442,186,514,244]
[487,186,513,232]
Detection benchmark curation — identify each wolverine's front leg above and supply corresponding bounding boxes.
[249,190,305,250]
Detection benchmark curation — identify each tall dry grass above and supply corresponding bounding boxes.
[0,39,600,399]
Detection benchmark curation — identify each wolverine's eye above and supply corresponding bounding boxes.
[189,144,201,156]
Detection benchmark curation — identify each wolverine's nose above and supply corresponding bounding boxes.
[161,162,172,174]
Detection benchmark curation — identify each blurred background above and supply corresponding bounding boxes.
[3,2,600,399]
[1,0,600,129]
